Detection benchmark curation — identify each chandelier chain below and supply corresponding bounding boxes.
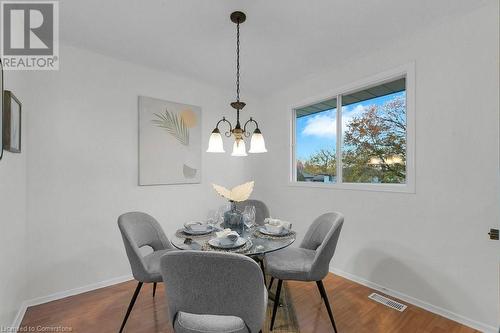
[236,21,240,102]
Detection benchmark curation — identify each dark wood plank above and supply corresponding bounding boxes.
[20,273,480,333]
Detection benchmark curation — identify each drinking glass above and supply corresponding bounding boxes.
[206,210,217,228]
[216,204,230,226]
[242,205,256,230]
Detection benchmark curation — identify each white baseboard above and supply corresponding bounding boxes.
[11,274,133,330]
[10,303,28,332]
[331,267,497,333]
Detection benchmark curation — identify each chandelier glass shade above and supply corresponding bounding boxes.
[206,129,225,153]
[206,11,267,156]
[248,129,267,153]
[231,139,248,157]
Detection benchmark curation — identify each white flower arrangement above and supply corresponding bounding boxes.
[212,181,254,202]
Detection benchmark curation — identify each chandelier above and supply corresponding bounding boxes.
[207,11,267,156]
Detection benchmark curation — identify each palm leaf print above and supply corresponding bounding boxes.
[152,108,189,146]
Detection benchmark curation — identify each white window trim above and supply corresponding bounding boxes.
[289,62,416,193]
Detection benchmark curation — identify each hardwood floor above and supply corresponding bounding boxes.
[20,273,479,333]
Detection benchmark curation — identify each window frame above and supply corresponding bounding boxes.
[289,63,415,193]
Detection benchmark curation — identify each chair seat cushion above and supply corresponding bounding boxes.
[143,249,175,282]
[265,247,316,281]
[174,311,249,333]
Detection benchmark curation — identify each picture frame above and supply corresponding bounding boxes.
[0,60,3,160]
[3,90,21,153]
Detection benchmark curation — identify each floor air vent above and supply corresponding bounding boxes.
[368,293,407,312]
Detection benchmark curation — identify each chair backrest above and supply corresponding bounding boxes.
[300,212,344,280]
[161,251,266,333]
[235,199,270,226]
[118,212,172,282]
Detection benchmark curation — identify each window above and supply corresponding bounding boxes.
[295,97,337,183]
[341,78,406,184]
[292,68,414,192]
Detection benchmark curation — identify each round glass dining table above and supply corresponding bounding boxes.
[170,227,296,256]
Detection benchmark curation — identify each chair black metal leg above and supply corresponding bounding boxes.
[259,259,267,285]
[152,282,157,298]
[270,279,283,331]
[119,282,143,333]
[268,277,274,290]
[318,283,324,300]
[316,280,338,333]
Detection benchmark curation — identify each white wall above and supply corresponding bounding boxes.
[0,73,28,326]
[21,45,256,300]
[251,3,499,331]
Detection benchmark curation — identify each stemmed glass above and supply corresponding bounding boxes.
[242,206,256,231]
[207,204,230,229]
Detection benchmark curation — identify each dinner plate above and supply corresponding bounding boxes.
[259,227,291,236]
[208,237,247,249]
[182,225,214,235]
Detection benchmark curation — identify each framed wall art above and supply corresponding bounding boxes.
[3,90,21,153]
[0,60,3,159]
[138,96,201,185]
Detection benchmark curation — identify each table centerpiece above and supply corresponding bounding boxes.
[212,181,254,235]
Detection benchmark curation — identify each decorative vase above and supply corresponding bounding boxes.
[223,201,244,235]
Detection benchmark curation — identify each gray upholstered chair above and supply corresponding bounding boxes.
[235,199,270,226]
[265,212,344,332]
[160,251,267,333]
[117,212,175,333]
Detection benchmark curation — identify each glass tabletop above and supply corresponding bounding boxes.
[170,227,296,256]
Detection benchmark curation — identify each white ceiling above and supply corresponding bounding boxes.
[60,0,490,97]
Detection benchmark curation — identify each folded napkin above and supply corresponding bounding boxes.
[184,221,203,228]
[184,221,209,232]
[216,228,239,239]
[264,218,292,230]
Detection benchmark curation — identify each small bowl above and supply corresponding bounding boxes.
[227,233,238,242]
[265,224,283,234]
[219,235,238,246]
[184,222,209,232]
